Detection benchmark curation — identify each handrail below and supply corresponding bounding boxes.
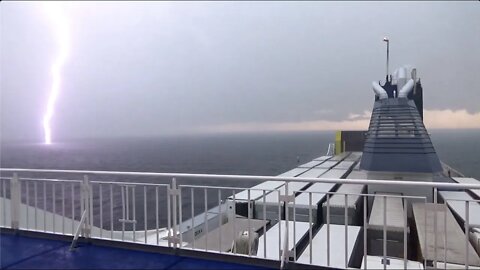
[2,168,480,268]
[1,168,480,189]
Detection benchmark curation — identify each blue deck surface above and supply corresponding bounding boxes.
[0,233,273,269]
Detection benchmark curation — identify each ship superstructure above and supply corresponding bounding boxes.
[361,65,442,174]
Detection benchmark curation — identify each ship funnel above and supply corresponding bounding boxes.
[398,79,414,98]
[372,81,388,99]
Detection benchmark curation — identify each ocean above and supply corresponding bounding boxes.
[0,130,478,230]
[1,132,334,177]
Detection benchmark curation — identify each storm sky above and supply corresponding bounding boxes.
[1,1,479,142]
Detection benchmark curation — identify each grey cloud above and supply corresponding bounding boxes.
[1,1,479,141]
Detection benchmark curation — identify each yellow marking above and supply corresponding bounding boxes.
[335,131,342,155]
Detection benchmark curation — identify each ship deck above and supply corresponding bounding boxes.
[0,232,274,270]
[1,152,480,269]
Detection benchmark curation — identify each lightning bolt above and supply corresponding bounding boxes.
[43,3,70,144]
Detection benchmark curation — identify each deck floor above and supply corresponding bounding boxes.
[0,233,273,269]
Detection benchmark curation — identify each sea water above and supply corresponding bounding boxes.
[1,130,478,230]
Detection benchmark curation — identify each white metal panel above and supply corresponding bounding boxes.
[288,181,311,193]
[230,181,284,201]
[186,218,268,252]
[452,177,480,199]
[278,167,310,178]
[471,228,480,256]
[316,160,338,169]
[313,156,331,161]
[369,193,405,232]
[297,224,361,268]
[303,182,336,194]
[294,183,336,206]
[298,161,323,168]
[231,167,310,201]
[256,220,310,260]
[435,262,480,269]
[257,191,280,205]
[439,191,480,227]
[297,168,328,179]
[347,170,367,179]
[353,161,361,171]
[361,256,424,269]
[260,182,310,204]
[412,203,480,266]
[319,169,348,179]
[326,184,366,208]
[334,160,356,170]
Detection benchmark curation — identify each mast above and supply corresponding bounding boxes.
[383,37,390,82]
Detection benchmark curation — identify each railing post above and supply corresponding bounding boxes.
[10,173,20,230]
[280,182,291,269]
[81,175,91,238]
[168,177,180,248]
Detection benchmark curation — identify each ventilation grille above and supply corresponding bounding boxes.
[360,98,442,173]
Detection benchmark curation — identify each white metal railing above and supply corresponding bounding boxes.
[1,168,480,269]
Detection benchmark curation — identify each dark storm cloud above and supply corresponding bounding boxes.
[1,1,479,141]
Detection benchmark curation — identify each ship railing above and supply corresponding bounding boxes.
[1,168,480,269]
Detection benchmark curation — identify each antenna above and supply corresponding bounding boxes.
[383,37,389,81]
